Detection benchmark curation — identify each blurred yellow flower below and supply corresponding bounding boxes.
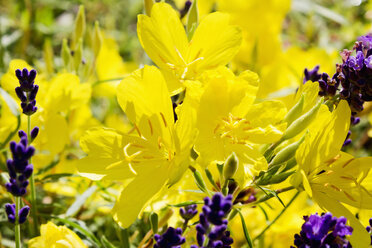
[28,222,87,248]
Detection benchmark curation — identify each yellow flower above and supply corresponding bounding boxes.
[137,2,242,94]
[77,65,196,227]
[216,0,290,69]
[94,37,137,97]
[28,222,87,248]
[293,100,372,247]
[194,67,287,186]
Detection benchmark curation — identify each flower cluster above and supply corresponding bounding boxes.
[180,204,198,221]
[4,130,38,224]
[154,227,186,248]
[4,203,30,224]
[15,68,39,115]
[5,131,37,196]
[292,213,353,248]
[192,193,234,248]
[302,35,372,145]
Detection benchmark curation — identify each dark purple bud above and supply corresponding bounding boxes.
[29,70,37,81]
[22,68,29,78]
[25,146,35,159]
[21,180,29,188]
[29,85,39,101]
[23,164,33,178]
[18,205,30,224]
[20,136,28,147]
[5,203,16,224]
[31,127,39,140]
[343,139,352,147]
[6,160,16,178]
[15,87,27,102]
[10,141,16,154]
[18,130,27,139]
[15,69,22,79]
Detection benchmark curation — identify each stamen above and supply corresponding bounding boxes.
[160,112,168,127]
[148,119,153,136]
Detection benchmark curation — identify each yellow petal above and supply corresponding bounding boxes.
[137,3,188,74]
[77,127,135,180]
[117,66,174,143]
[188,12,242,72]
[112,164,168,228]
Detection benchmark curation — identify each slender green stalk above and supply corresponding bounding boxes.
[253,191,300,241]
[15,197,21,248]
[27,115,38,235]
[251,186,295,205]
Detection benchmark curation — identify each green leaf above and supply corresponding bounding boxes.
[168,201,203,207]
[237,209,253,248]
[39,173,75,183]
[101,235,118,248]
[186,0,198,39]
[150,212,158,234]
[0,88,20,117]
[65,185,97,217]
[257,205,269,221]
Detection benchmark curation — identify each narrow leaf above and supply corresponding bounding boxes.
[237,209,253,248]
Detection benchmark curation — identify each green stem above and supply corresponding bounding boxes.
[253,191,300,241]
[252,186,295,205]
[27,115,38,235]
[15,197,21,248]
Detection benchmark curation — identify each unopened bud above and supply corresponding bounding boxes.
[30,127,39,141]
[61,39,71,68]
[92,21,103,58]
[284,95,304,125]
[282,98,323,140]
[72,5,86,49]
[150,212,158,234]
[74,39,83,72]
[270,133,306,166]
[223,152,238,180]
[193,170,208,194]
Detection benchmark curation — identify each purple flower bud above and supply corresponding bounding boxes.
[153,227,185,248]
[30,127,39,141]
[15,87,27,102]
[18,205,30,224]
[5,203,16,224]
[23,164,33,178]
[28,85,39,101]
[180,204,198,221]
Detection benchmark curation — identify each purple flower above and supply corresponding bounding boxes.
[194,193,234,248]
[5,131,36,197]
[154,227,185,248]
[292,213,352,248]
[180,204,198,221]
[303,65,322,83]
[15,68,38,115]
[4,203,30,225]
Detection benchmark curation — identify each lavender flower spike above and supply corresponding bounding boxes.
[292,212,352,248]
[15,68,39,115]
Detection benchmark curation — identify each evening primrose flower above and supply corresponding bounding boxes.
[28,222,87,248]
[195,67,287,185]
[292,100,372,247]
[137,2,242,94]
[77,65,195,227]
